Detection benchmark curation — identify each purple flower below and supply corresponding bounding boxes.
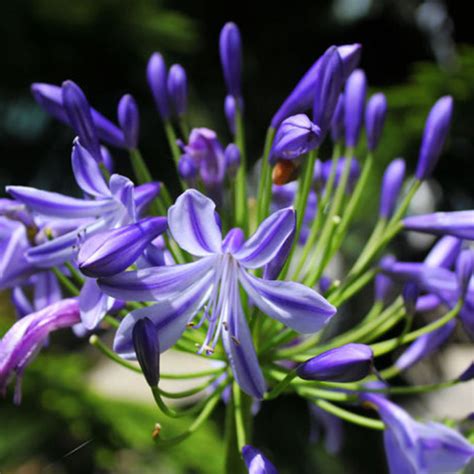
[99,190,335,398]
[224,143,241,177]
[62,80,102,161]
[242,445,278,474]
[147,52,170,119]
[363,393,474,474]
[77,217,168,278]
[219,22,242,99]
[30,83,125,148]
[402,282,419,316]
[424,236,462,269]
[132,317,160,387]
[415,96,453,180]
[167,64,188,117]
[379,159,406,219]
[296,343,373,382]
[0,298,80,404]
[365,93,387,151]
[395,320,456,371]
[404,211,474,240]
[271,114,321,160]
[330,93,344,142]
[271,44,361,128]
[224,95,237,134]
[312,47,344,139]
[344,69,367,148]
[117,94,140,150]
[178,154,199,182]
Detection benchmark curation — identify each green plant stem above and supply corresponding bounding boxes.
[65,262,84,286]
[160,368,227,380]
[371,300,463,357]
[158,373,222,399]
[163,120,182,165]
[89,335,141,373]
[256,127,276,227]
[264,369,298,400]
[234,108,248,232]
[52,268,79,296]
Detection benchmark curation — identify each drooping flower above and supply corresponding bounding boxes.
[30,83,125,148]
[242,445,278,474]
[362,393,474,474]
[0,298,81,404]
[99,189,336,398]
[271,114,321,160]
[132,317,160,387]
[296,343,373,382]
[415,96,454,180]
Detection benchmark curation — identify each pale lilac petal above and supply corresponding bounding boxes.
[239,270,336,333]
[79,278,115,330]
[222,277,266,399]
[98,256,217,301]
[233,208,295,269]
[71,139,110,197]
[7,186,117,219]
[113,274,214,358]
[11,287,34,318]
[168,189,222,256]
[109,174,136,223]
[33,272,62,311]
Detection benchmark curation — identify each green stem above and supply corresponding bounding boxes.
[160,368,227,380]
[158,373,222,399]
[234,108,248,233]
[89,335,141,373]
[52,268,79,296]
[163,120,182,165]
[256,127,276,227]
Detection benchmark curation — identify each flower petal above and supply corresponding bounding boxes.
[109,174,136,223]
[72,139,110,197]
[168,189,222,256]
[113,273,214,358]
[7,186,117,219]
[98,256,217,301]
[239,270,336,333]
[233,207,295,268]
[33,272,62,311]
[79,278,115,330]
[222,286,266,399]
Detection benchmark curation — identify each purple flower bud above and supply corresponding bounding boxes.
[322,157,361,191]
[415,96,453,180]
[379,158,406,219]
[425,236,462,269]
[31,83,125,148]
[224,95,237,134]
[167,64,188,116]
[395,320,456,371]
[330,94,344,142]
[319,275,333,294]
[375,255,396,304]
[271,114,321,160]
[62,80,101,161]
[365,93,387,151]
[100,146,115,173]
[132,317,160,387]
[402,281,419,316]
[219,22,242,99]
[459,362,474,382]
[0,299,80,404]
[456,249,474,300]
[404,211,474,240]
[344,69,367,148]
[117,94,140,150]
[78,217,168,278]
[271,44,361,129]
[147,52,170,119]
[242,445,278,474]
[178,154,199,181]
[297,343,373,382]
[313,47,344,139]
[416,294,441,313]
[224,143,241,177]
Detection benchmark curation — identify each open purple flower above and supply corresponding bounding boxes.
[0,298,80,404]
[99,189,336,398]
[363,393,474,474]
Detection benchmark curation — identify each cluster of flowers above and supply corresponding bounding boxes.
[1,21,473,473]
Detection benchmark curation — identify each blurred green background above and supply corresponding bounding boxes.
[1,0,473,473]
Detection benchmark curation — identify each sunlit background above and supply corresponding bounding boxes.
[1,1,473,472]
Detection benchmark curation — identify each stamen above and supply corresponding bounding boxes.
[231,335,241,346]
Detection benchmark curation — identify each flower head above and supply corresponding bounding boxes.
[242,445,278,474]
